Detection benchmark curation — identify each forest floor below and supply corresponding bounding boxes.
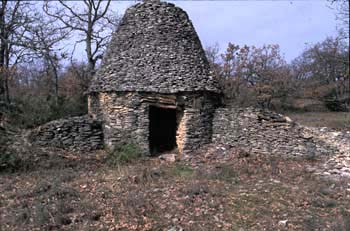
[1,145,350,231]
[1,111,350,231]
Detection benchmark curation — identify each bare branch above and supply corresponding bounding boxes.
[58,0,88,23]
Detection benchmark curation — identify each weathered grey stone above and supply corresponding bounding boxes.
[89,92,220,154]
[159,153,177,162]
[87,0,221,154]
[212,107,335,157]
[89,0,220,94]
[29,115,103,151]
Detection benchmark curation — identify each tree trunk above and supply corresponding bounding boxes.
[4,42,10,103]
[86,2,95,78]
[0,1,6,103]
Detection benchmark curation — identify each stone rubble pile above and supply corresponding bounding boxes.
[212,107,336,158]
[310,127,350,179]
[29,115,103,151]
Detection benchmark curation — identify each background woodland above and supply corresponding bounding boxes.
[0,0,348,128]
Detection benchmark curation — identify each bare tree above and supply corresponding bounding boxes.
[43,0,119,77]
[291,36,349,110]
[329,0,349,40]
[0,0,36,104]
[27,14,70,106]
[0,0,72,111]
[219,43,293,108]
[205,43,222,82]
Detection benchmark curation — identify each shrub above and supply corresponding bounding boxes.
[324,98,348,112]
[0,149,35,173]
[0,151,22,172]
[106,142,143,165]
[0,130,34,172]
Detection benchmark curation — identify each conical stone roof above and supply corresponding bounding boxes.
[89,0,220,94]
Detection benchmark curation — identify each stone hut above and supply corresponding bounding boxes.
[88,0,221,155]
[27,0,341,160]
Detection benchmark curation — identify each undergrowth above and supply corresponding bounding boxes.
[105,142,143,165]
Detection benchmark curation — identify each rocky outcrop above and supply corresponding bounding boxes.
[212,107,335,157]
[29,116,103,151]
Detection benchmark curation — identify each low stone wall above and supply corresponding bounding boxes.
[30,115,103,151]
[212,107,334,157]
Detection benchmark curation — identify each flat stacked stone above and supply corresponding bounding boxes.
[30,116,103,151]
[89,0,220,94]
[212,107,336,158]
[309,128,350,179]
[88,0,221,153]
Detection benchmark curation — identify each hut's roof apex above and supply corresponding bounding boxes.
[89,0,220,94]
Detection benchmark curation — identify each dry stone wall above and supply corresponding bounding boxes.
[89,0,220,94]
[30,115,103,151]
[176,108,213,153]
[89,91,219,154]
[86,0,221,154]
[92,92,149,152]
[212,107,335,157]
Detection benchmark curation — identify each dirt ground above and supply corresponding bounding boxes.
[1,145,350,231]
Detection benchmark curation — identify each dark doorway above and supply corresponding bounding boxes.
[149,106,177,155]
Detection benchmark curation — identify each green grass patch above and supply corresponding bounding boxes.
[106,142,143,165]
[212,164,240,184]
[169,164,194,178]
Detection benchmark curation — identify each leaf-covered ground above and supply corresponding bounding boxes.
[1,146,350,231]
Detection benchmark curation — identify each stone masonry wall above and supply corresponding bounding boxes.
[176,109,209,154]
[89,92,219,154]
[212,107,334,157]
[93,92,149,152]
[180,96,218,153]
[30,115,103,151]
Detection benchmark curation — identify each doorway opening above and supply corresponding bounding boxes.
[149,106,177,155]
